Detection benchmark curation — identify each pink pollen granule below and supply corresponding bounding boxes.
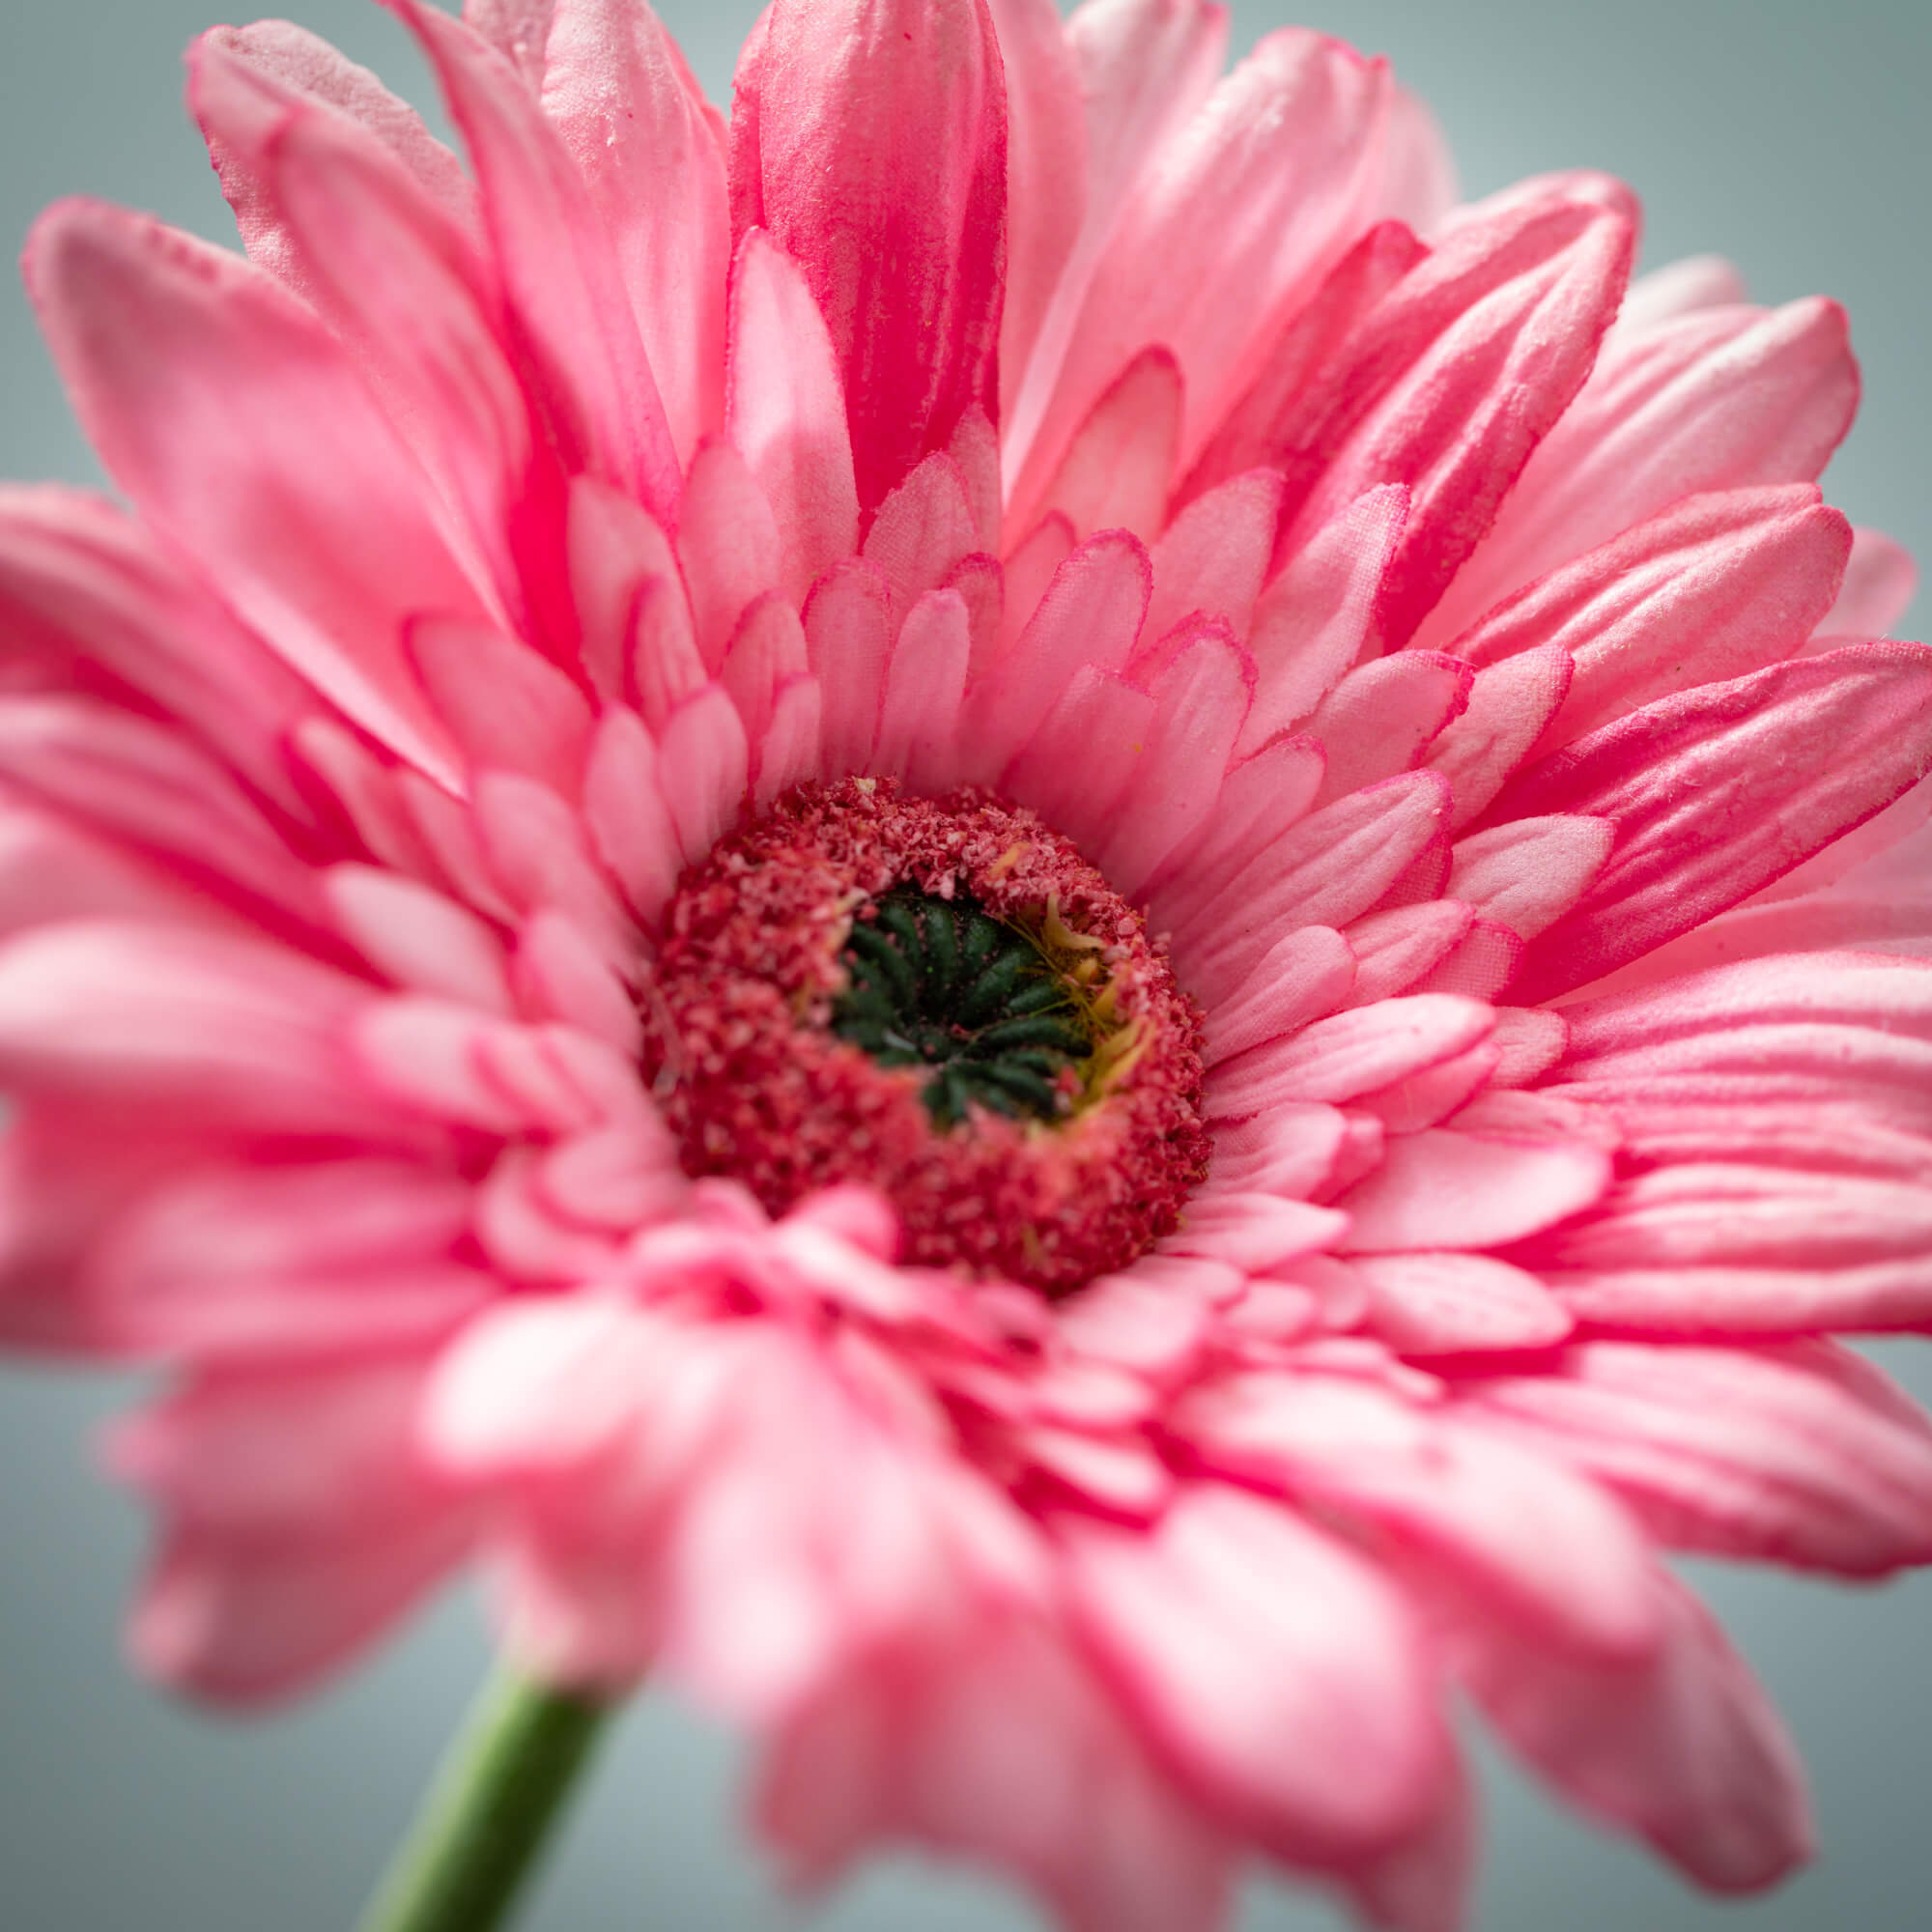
[646,780,1210,1293]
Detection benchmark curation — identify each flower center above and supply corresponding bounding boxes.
[646,780,1208,1294]
[831,889,1094,1127]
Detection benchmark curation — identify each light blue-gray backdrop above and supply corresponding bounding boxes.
[3,3,1929,1928]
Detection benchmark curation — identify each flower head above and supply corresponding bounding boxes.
[7,1,1932,1926]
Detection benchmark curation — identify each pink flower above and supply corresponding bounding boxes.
[6,0,1932,1926]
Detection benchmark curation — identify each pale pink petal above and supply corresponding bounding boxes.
[987,0,1087,408]
[1421,298,1859,647]
[732,0,1007,511]
[862,451,980,625]
[1207,995,1493,1114]
[1202,927,1357,1067]
[1063,1485,1448,1860]
[1273,196,1634,646]
[1029,347,1183,546]
[1465,1572,1810,1891]
[805,559,895,777]
[26,201,480,781]
[1456,486,1853,749]
[1343,902,1474,1005]
[1463,1339,1932,1577]
[1237,484,1407,758]
[877,588,974,790]
[408,616,593,789]
[394,0,681,517]
[1492,644,1932,1002]
[324,864,514,1012]
[1425,644,1574,830]
[676,439,784,674]
[1306,652,1472,806]
[1094,629,1251,894]
[1446,815,1613,939]
[961,531,1151,781]
[1349,1251,1574,1352]
[1335,1127,1611,1252]
[1816,526,1917,639]
[726,230,861,602]
[118,1356,473,1703]
[1016,30,1391,522]
[536,0,730,463]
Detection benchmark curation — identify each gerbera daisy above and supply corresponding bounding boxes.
[4,2,1932,1928]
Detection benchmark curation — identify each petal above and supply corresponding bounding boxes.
[1493,645,1932,1002]
[1273,196,1634,645]
[726,230,861,603]
[1463,1339,1932,1576]
[536,0,730,462]
[1465,1572,1810,1892]
[733,0,1008,510]
[1063,1485,1447,1858]
[393,0,681,517]
[25,201,480,781]
[1422,297,1859,648]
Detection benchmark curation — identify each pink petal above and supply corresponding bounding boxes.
[861,451,981,624]
[1143,468,1285,649]
[1425,642,1573,829]
[1018,30,1391,520]
[1237,484,1407,758]
[1457,486,1853,749]
[1207,995,1494,1114]
[877,587,974,790]
[1206,1105,1352,1201]
[26,201,480,781]
[1030,346,1183,546]
[1094,628,1252,894]
[1306,651,1471,806]
[1464,1339,1932,1576]
[1001,668,1157,850]
[536,0,730,463]
[1063,1485,1447,1858]
[732,0,1007,511]
[1350,1251,1574,1352]
[805,558,895,778]
[1181,219,1426,507]
[1421,297,1859,648]
[726,230,861,602]
[324,864,513,1012]
[1446,814,1613,938]
[120,1356,472,1703]
[1202,924,1357,1066]
[577,707,681,923]
[1179,772,1453,1001]
[1273,195,1634,645]
[0,488,315,812]
[657,683,752,867]
[392,0,680,518]
[1343,901,1475,1005]
[986,0,1088,408]
[1817,526,1918,639]
[193,20,474,235]
[677,439,784,673]
[1493,644,1932,1002]
[408,616,593,789]
[1335,1126,1611,1252]
[1178,1373,1655,1660]
[961,530,1151,781]
[1465,1571,1810,1891]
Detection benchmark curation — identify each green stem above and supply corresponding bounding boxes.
[356,1669,616,1932]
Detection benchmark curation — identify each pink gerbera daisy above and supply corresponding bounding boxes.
[7,1,1932,1927]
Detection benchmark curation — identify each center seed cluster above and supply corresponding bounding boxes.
[833,891,1093,1127]
[647,780,1210,1294]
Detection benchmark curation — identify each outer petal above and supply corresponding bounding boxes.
[1491,645,1932,1002]
[733,0,1008,511]
[25,201,481,781]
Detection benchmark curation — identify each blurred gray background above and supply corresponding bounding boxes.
[3,2,1930,1927]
